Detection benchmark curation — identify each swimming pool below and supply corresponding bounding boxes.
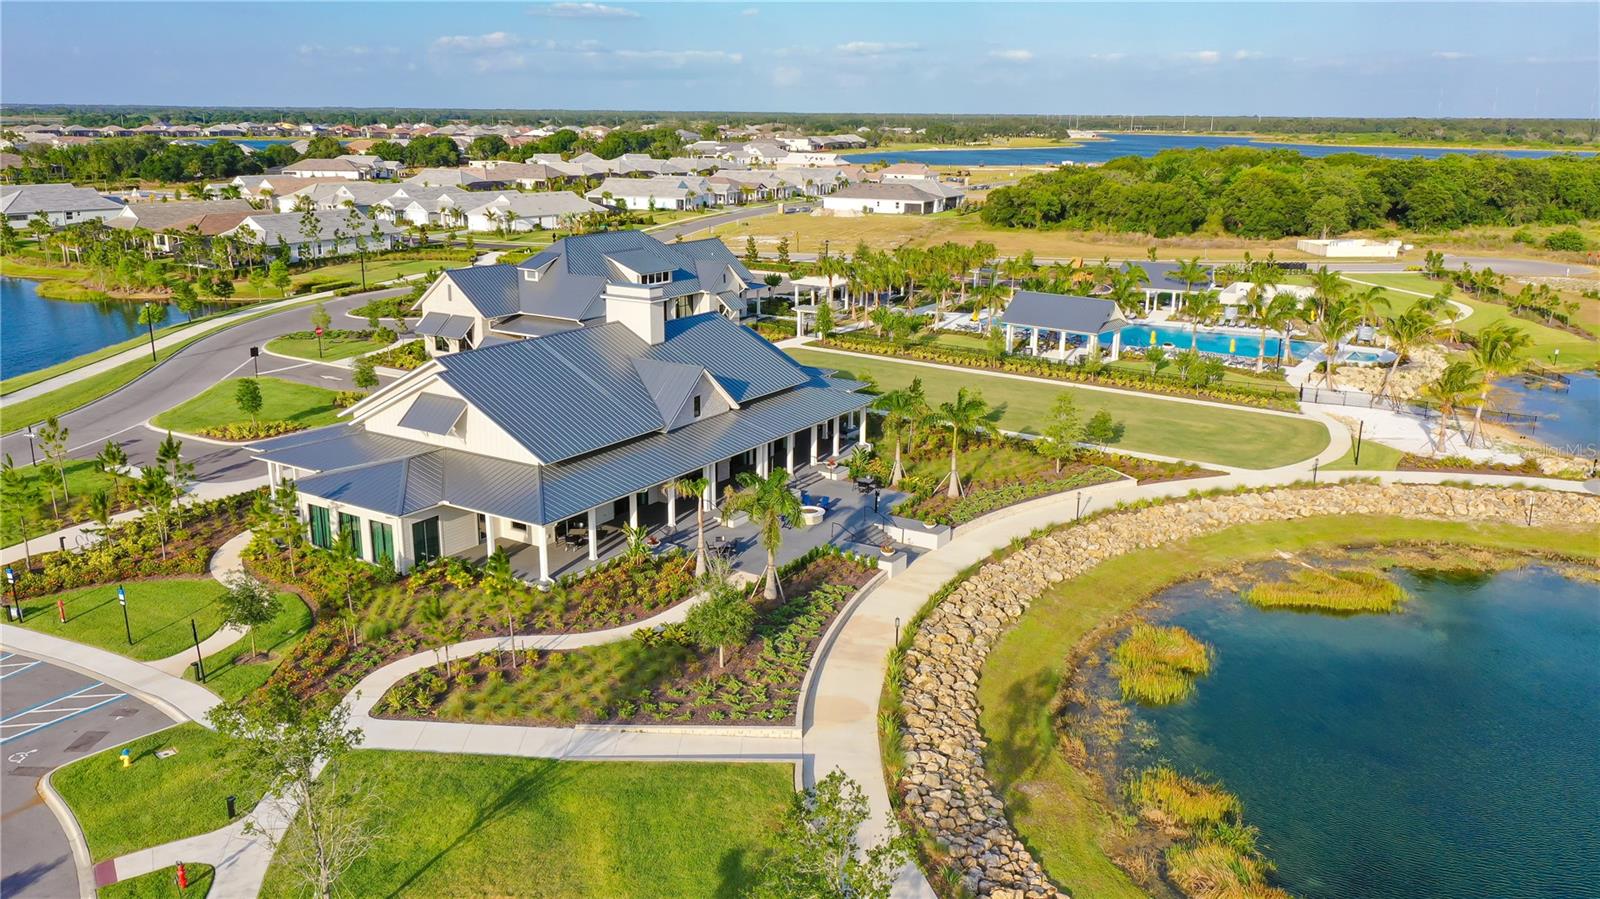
[1117,324,1389,364]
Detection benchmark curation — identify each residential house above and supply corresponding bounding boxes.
[273,181,406,214]
[477,161,570,190]
[586,175,715,211]
[820,180,963,216]
[875,162,936,182]
[104,199,257,253]
[251,245,866,580]
[404,167,507,190]
[0,183,124,227]
[232,175,349,203]
[462,192,607,233]
[372,185,476,228]
[221,210,403,262]
[281,154,395,180]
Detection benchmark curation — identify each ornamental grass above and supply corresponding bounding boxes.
[1128,767,1239,829]
[1244,567,1407,613]
[1111,623,1212,705]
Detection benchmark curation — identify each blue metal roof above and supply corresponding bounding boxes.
[650,314,809,403]
[442,265,521,318]
[250,427,428,474]
[632,357,709,424]
[999,291,1127,336]
[397,393,468,435]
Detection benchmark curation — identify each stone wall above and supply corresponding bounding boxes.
[1331,345,1447,400]
[895,483,1600,899]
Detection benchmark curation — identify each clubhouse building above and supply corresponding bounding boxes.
[252,230,871,581]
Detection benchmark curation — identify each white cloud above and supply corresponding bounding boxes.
[1432,50,1468,60]
[1233,49,1263,61]
[430,32,530,72]
[612,48,743,67]
[430,34,741,76]
[533,2,639,19]
[772,65,802,87]
[433,32,524,52]
[835,41,919,56]
[741,7,760,15]
[1088,52,1126,63]
[1178,50,1221,64]
[990,49,1033,63]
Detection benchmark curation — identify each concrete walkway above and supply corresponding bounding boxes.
[145,531,255,676]
[0,626,220,726]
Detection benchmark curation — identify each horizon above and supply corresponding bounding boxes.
[2,1,1596,117]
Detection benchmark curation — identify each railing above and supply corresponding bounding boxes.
[1523,363,1571,391]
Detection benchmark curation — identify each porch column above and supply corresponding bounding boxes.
[784,433,795,472]
[1030,327,1039,355]
[587,507,599,561]
[1109,329,1122,362]
[534,524,550,582]
[1088,332,1100,359]
[833,416,842,457]
[1004,322,1014,353]
[628,492,639,528]
[857,411,869,448]
[702,464,716,510]
[484,515,500,550]
[667,485,678,532]
[757,442,770,477]
[810,423,822,465]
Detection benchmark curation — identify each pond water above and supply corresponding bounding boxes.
[0,277,225,378]
[843,133,1594,167]
[1494,371,1600,457]
[1115,562,1600,899]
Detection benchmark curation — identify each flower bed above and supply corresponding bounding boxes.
[197,420,303,441]
[816,334,1299,411]
[13,491,257,599]
[377,547,877,726]
[365,339,429,370]
[896,466,1124,526]
[1398,453,1582,480]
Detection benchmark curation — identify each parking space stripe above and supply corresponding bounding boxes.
[0,660,42,680]
[0,692,128,744]
[0,682,110,723]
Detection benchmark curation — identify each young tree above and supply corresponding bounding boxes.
[351,355,379,391]
[1084,409,1124,446]
[722,468,803,601]
[269,258,292,297]
[157,431,196,499]
[936,387,989,499]
[682,581,757,668]
[310,302,332,358]
[88,489,115,530]
[220,572,282,659]
[672,476,711,577]
[1146,344,1169,376]
[813,299,835,340]
[776,235,791,267]
[137,302,166,362]
[247,267,269,298]
[1036,393,1084,473]
[1422,360,1482,453]
[36,416,71,503]
[251,477,304,579]
[135,464,178,559]
[1,455,37,571]
[752,769,915,899]
[208,687,378,899]
[873,386,928,487]
[1310,296,1363,389]
[745,235,759,266]
[481,548,523,667]
[235,377,264,424]
[170,278,200,320]
[1376,307,1437,403]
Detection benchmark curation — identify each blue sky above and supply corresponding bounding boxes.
[3,2,1595,116]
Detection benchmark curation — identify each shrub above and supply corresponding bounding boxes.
[197,420,303,441]
[365,339,429,371]
[1245,567,1407,613]
[1543,228,1588,252]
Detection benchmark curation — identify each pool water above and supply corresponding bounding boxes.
[1119,323,1314,362]
[1118,563,1600,899]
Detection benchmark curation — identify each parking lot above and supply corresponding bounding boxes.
[1,651,173,899]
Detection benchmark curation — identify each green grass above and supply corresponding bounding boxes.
[151,377,342,435]
[1322,437,1404,471]
[975,514,1599,899]
[0,456,129,547]
[786,347,1329,469]
[99,864,214,899]
[1111,623,1211,705]
[1338,273,1599,369]
[53,723,266,862]
[15,578,229,661]
[265,332,392,362]
[290,259,450,291]
[258,751,791,899]
[1128,767,1239,828]
[1245,567,1408,613]
[183,595,312,702]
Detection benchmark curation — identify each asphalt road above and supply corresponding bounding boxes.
[0,652,172,899]
[1,287,408,483]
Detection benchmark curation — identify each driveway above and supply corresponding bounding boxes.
[0,652,172,899]
[0,287,408,483]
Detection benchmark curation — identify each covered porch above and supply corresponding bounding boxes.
[999,290,1129,364]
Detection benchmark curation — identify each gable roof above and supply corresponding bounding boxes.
[0,183,123,216]
[998,291,1128,336]
[107,199,255,231]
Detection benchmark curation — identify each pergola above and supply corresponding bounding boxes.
[998,291,1129,363]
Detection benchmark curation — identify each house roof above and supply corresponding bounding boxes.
[106,199,255,231]
[396,393,468,434]
[998,291,1128,336]
[462,191,605,220]
[226,210,401,244]
[0,183,124,216]
[1119,261,1216,291]
[829,181,958,203]
[414,312,477,339]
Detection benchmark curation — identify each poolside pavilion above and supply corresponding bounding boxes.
[999,291,1129,363]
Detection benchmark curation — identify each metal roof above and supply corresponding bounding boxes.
[296,451,544,524]
[250,426,429,474]
[415,312,476,339]
[489,314,582,338]
[442,266,520,319]
[998,291,1127,336]
[632,357,709,425]
[397,393,468,435]
[649,314,809,403]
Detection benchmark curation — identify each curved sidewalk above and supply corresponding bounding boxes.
[146,531,255,676]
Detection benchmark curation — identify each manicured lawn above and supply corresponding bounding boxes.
[265,331,393,362]
[976,515,1598,899]
[0,457,131,547]
[290,258,452,291]
[99,864,214,899]
[1322,437,1404,471]
[786,347,1329,469]
[183,596,313,702]
[15,578,229,661]
[151,377,342,435]
[258,752,791,899]
[1336,273,1599,368]
[53,723,266,862]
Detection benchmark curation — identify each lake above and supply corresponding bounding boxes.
[1116,562,1600,899]
[1496,371,1600,457]
[843,133,1594,166]
[0,277,224,378]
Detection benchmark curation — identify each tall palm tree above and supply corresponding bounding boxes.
[976,282,1009,333]
[1173,256,1209,302]
[1376,307,1437,403]
[723,469,803,601]
[1422,361,1482,454]
[1307,265,1346,315]
[1181,289,1223,351]
[1350,285,1392,337]
[924,271,956,316]
[1106,272,1145,320]
[874,387,929,486]
[1252,290,1300,372]
[1311,296,1363,389]
[937,387,990,499]
[1466,321,1532,446]
[672,476,710,578]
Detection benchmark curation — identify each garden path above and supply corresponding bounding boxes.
[145,531,255,676]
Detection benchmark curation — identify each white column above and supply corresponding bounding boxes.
[702,464,716,510]
[484,515,500,550]
[784,433,794,472]
[1110,329,1122,362]
[832,416,842,457]
[534,524,550,582]
[628,492,639,528]
[667,485,677,531]
[757,442,770,477]
[857,411,869,448]
[811,423,822,465]
[1030,327,1039,355]
[1004,322,1014,353]
[1088,332,1100,360]
[587,507,599,561]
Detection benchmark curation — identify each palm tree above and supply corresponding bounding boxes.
[1466,321,1532,446]
[722,469,803,601]
[1252,290,1300,373]
[1350,285,1391,338]
[924,271,956,315]
[1173,257,1209,301]
[1181,290,1222,351]
[672,476,710,578]
[1422,361,1482,453]
[1376,308,1437,403]
[975,282,1008,333]
[936,387,990,499]
[1106,272,1144,320]
[1307,265,1346,314]
[1310,296,1363,389]
[874,387,929,486]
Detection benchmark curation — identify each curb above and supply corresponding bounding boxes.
[39,767,98,899]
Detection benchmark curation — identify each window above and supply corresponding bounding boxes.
[411,516,442,566]
[673,296,695,320]
[692,395,702,418]
[338,512,362,557]
[308,505,332,549]
[641,270,670,286]
[435,335,450,352]
[369,521,394,566]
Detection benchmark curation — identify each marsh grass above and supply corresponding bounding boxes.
[1245,567,1407,613]
[1128,767,1239,829]
[1165,840,1290,899]
[1129,768,1291,899]
[1111,623,1211,705]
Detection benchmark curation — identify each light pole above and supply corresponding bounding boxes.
[23,425,37,466]
[4,566,18,621]
[118,585,131,645]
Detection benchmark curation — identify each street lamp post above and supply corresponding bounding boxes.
[118,585,131,645]
[23,426,37,466]
[4,567,18,621]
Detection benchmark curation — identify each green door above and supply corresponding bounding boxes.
[369,521,395,566]
[411,517,441,566]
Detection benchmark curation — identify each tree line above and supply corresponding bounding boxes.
[980,147,1600,238]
